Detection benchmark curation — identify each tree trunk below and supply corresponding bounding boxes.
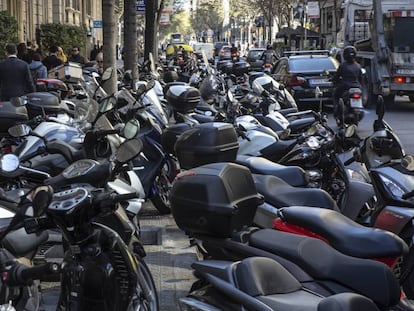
[102,0,118,94]
[124,0,138,85]
[144,0,158,61]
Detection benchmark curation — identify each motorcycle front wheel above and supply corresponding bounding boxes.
[151,158,178,215]
[130,257,159,311]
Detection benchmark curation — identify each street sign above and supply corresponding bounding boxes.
[93,20,102,28]
[137,0,145,14]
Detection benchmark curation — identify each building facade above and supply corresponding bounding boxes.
[0,0,103,54]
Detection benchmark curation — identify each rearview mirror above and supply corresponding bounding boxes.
[101,67,113,82]
[402,155,414,172]
[115,139,143,164]
[122,119,140,139]
[99,95,117,113]
[31,185,53,217]
[345,124,357,137]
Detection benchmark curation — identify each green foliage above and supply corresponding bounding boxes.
[161,10,193,40]
[0,11,18,60]
[191,0,223,34]
[39,24,86,56]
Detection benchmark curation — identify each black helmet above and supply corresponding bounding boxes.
[343,45,357,62]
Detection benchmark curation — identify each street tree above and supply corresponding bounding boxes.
[242,0,294,41]
[102,0,118,94]
[123,0,138,85]
[191,0,223,41]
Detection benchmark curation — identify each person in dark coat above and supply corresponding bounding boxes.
[68,46,87,65]
[42,45,63,71]
[0,43,35,101]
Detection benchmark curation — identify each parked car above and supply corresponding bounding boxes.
[218,45,232,61]
[246,48,266,71]
[213,42,227,57]
[272,50,339,111]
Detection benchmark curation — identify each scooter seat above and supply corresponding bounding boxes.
[236,257,380,311]
[252,174,338,211]
[236,155,307,187]
[288,117,315,134]
[249,229,400,308]
[278,206,408,258]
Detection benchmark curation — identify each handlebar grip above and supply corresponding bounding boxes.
[402,190,414,200]
[95,129,120,137]
[113,192,139,202]
[343,157,355,166]
[20,262,60,282]
[6,262,60,286]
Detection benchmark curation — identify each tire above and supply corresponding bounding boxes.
[409,96,414,103]
[150,158,178,215]
[398,225,414,299]
[131,258,159,311]
[383,94,395,105]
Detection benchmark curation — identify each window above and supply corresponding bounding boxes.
[289,58,338,72]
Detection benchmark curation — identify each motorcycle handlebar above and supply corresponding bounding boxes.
[94,191,139,209]
[343,156,355,166]
[402,190,414,200]
[5,262,60,286]
[94,129,120,137]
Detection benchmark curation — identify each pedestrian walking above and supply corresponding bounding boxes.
[68,46,87,65]
[56,46,68,63]
[42,45,63,71]
[0,43,35,101]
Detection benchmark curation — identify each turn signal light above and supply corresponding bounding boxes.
[395,76,405,83]
[288,75,306,86]
[351,93,361,99]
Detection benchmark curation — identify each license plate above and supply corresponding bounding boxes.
[350,98,363,108]
[309,78,330,86]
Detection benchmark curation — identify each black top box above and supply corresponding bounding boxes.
[0,98,28,135]
[175,122,239,169]
[25,92,61,119]
[170,162,263,237]
[165,85,200,114]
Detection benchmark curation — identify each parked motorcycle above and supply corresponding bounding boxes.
[0,139,159,310]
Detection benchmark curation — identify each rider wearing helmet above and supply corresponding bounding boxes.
[332,45,362,116]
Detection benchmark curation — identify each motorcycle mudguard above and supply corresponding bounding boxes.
[340,180,375,220]
[374,205,414,235]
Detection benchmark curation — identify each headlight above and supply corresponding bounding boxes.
[346,168,367,183]
[379,175,405,198]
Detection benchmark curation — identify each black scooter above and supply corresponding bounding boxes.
[170,161,412,310]
[181,256,381,311]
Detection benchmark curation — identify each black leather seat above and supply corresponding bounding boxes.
[235,257,381,311]
[252,174,338,211]
[248,229,400,309]
[236,155,307,187]
[278,206,408,258]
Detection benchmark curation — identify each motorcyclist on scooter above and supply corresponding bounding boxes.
[332,45,363,121]
[230,43,240,62]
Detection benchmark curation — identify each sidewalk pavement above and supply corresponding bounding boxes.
[140,206,197,311]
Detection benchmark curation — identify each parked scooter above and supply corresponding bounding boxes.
[170,162,410,310]
[181,256,381,311]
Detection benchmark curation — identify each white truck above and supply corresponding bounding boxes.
[337,0,414,104]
